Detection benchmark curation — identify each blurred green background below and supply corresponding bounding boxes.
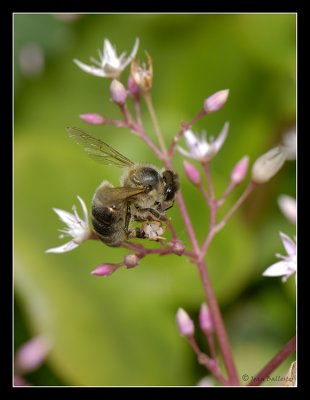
[14,13,296,386]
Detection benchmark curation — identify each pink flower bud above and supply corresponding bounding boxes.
[91,263,119,277]
[204,89,229,113]
[80,113,105,125]
[14,375,30,386]
[230,156,249,184]
[124,254,139,268]
[15,336,50,375]
[171,240,185,256]
[110,79,127,105]
[127,75,140,99]
[176,308,195,337]
[252,147,286,184]
[183,160,201,186]
[199,303,214,334]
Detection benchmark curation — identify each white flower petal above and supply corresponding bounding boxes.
[77,196,89,226]
[53,208,77,225]
[73,59,107,77]
[184,129,200,149]
[263,261,291,277]
[104,39,118,63]
[279,232,296,257]
[46,240,79,253]
[213,122,229,152]
[121,38,140,69]
[177,146,195,159]
[90,56,102,67]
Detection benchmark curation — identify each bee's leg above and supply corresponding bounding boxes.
[127,227,146,239]
[146,208,167,221]
[134,206,167,221]
[163,200,174,212]
[124,202,131,237]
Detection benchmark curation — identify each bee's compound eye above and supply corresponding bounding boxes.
[165,187,174,201]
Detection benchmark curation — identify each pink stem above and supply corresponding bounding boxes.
[166,220,178,241]
[196,259,240,385]
[217,180,236,207]
[168,108,206,157]
[198,182,210,205]
[133,98,143,127]
[201,180,256,256]
[187,336,229,385]
[248,336,296,386]
[219,181,256,227]
[175,191,200,255]
[205,332,217,361]
[119,103,133,124]
[122,98,239,385]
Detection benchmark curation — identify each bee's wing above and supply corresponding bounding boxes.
[96,186,147,204]
[67,127,134,168]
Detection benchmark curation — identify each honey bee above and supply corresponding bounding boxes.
[67,127,179,247]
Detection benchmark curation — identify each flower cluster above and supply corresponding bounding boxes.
[45,37,295,386]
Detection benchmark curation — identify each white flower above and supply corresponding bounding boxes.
[278,195,296,224]
[46,196,91,253]
[263,232,296,282]
[177,122,229,163]
[73,38,139,78]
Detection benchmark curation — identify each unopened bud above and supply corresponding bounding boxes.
[130,52,153,94]
[127,75,140,99]
[278,195,296,224]
[183,160,201,186]
[91,263,119,277]
[80,113,105,125]
[251,147,286,184]
[124,254,139,268]
[281,127,296,161]
[110,79,127,105]
[204,89,229,114]
[15,336,50,374]
[176,308,195,337]
[199,303,214,334]
[171,240,185,256]
[230,156,249,184]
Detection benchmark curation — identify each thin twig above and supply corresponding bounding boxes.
[196,259,240,385]
[248,336,296,386]
[144,92,168,155]
[187,336,229,385]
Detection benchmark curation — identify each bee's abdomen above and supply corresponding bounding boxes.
[91,204,125,247]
